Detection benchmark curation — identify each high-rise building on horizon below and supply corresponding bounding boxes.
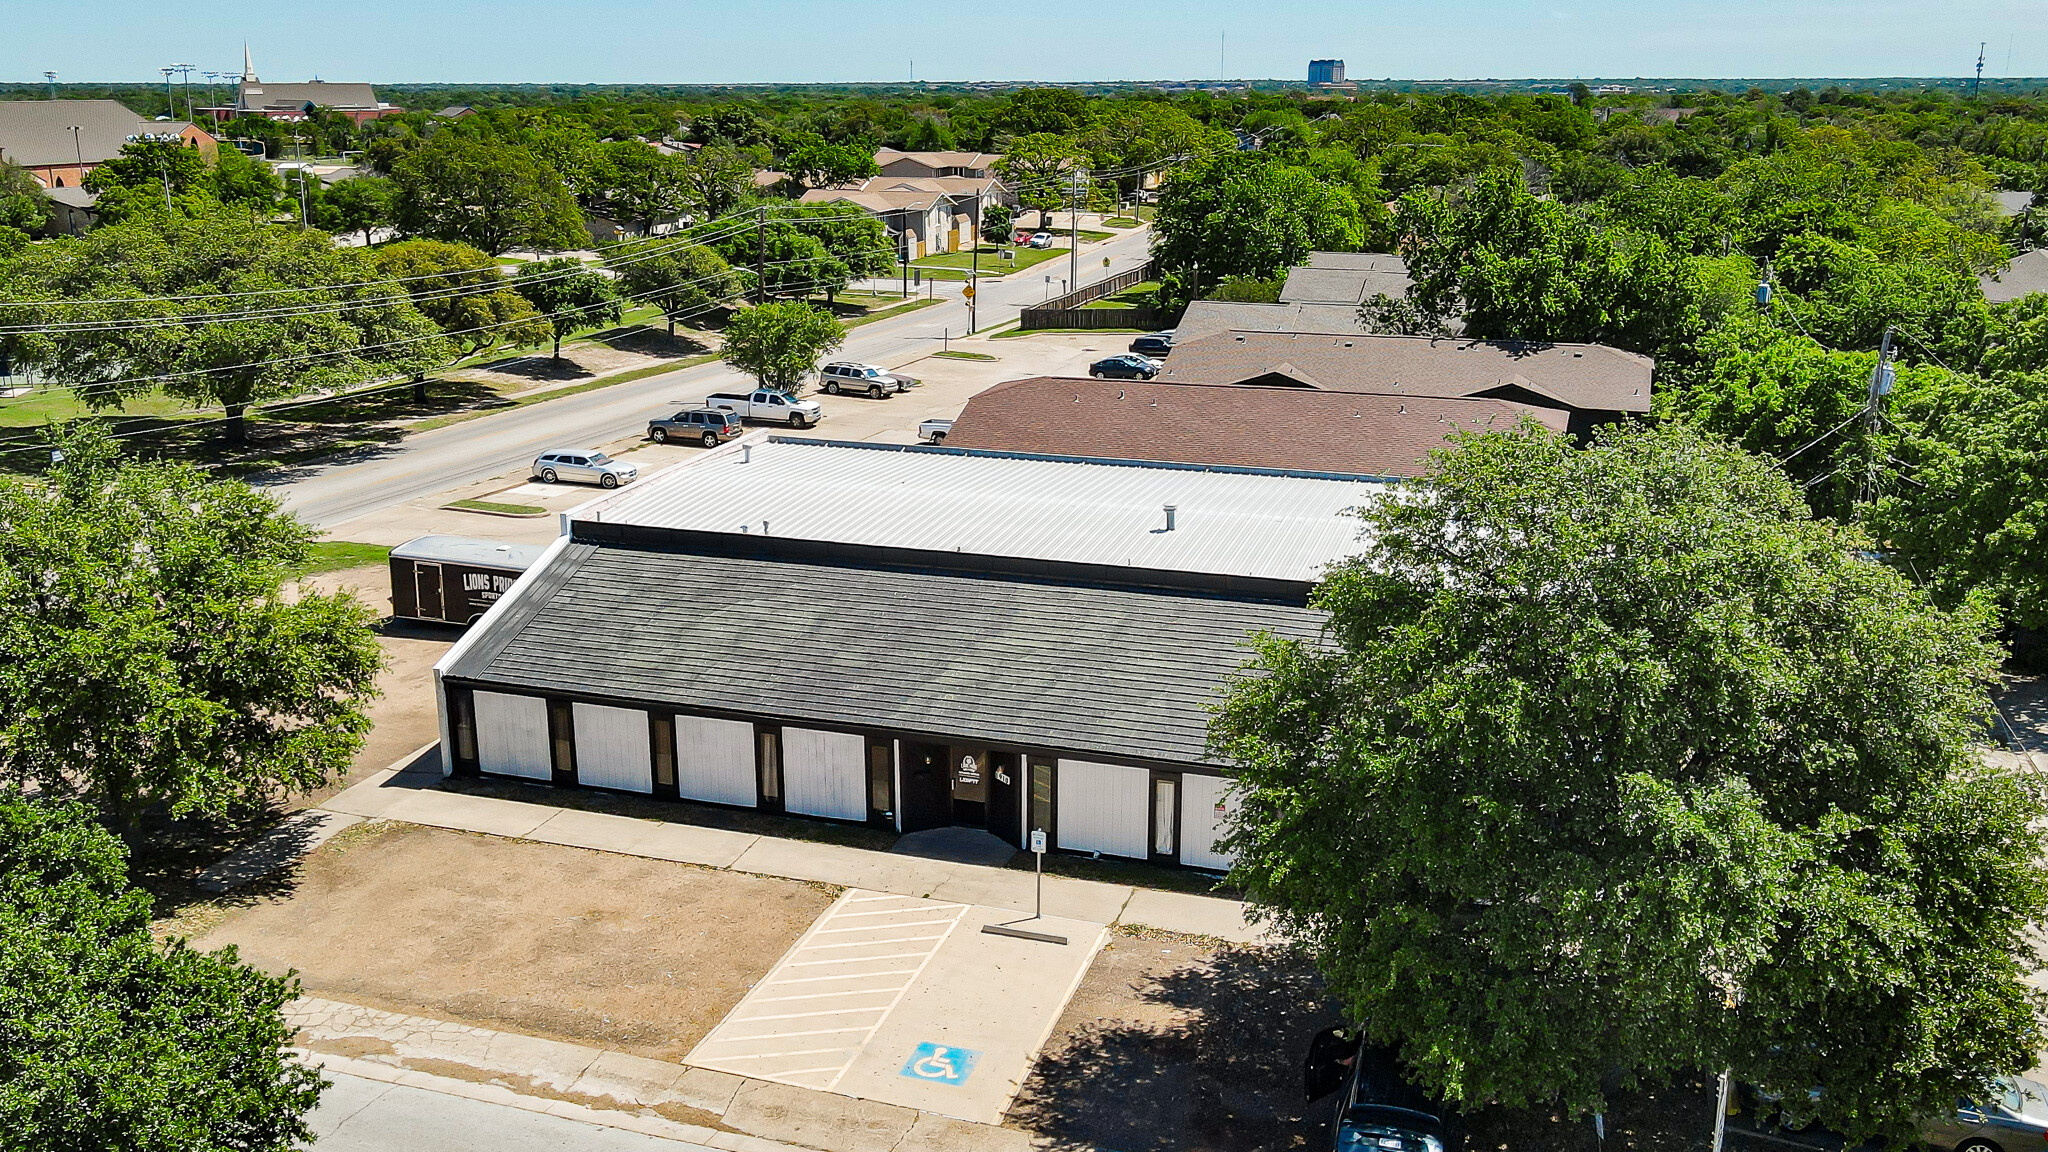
[1308,59,1346,85]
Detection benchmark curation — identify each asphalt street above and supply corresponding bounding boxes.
[268,228,1155,528]
[307,1071,708,1151]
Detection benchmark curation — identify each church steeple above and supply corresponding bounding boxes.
[241,43,258,83]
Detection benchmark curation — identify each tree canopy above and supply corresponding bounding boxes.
[1212,420,2047,1142]
[513,258,625,361]
[603,240,737,334]
[1151,151,1368,305]
[389,136,586,255]
[0,425,383,834]
[0,795,325,1151]
[718,301,843,392]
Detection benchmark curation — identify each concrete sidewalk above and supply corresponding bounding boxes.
[291,997,1052,1152]
[315,749,1263,943]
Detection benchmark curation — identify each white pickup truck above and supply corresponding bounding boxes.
[706,389,823,429]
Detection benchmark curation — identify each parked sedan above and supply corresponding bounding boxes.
[1028,232,1055,249]
[1924,1078,2048,1152]
[1304,1027,1450,1152]
[1130,331,1176,357]
[1089,354,1162,380]
[532,449,638,488]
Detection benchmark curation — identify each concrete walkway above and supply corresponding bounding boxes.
[313,747,1263,943]
[291,997,1052,1152]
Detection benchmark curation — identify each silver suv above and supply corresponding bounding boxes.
[819,362,917,398]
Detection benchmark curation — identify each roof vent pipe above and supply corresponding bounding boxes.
[1164,504,1177,532]
[742,444,752,464]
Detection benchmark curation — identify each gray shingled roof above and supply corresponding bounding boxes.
[0,99,161,168]
[237,80,382,112]
[445,544,1328,766]
[1983,249,2048,305]
[1175,301,1375,343]
[1280,263,1414,305]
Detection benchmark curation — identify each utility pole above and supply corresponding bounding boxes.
[296,133,310,228]
[1069,168,1081,295]
[173,64,194,120]
[43,71,56,100]
[161,67,175,118]
[1860,326,1897,506]
[754,207,767,305]
[968,197,980,334]
[1973,42,1987,99]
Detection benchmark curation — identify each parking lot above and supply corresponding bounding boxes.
[688,888,1107,1125]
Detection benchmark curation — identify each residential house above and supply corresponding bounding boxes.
[874,148,999,179]
[1155,330,1654,436]
[434,436,1383,868]
[1174,300,1375,343]
[0,98,216,191]
[939,376,1567,478]
[798,174,1010,258]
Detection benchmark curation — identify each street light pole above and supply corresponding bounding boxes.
[160,67,175,118]
[43,71,57,100]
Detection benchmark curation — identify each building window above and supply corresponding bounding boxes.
[867,739,893,825]
[649,714,676,794]
[756,727,783,811]
[448,688,478,776]
[1152,775,1180,860]
[547,699,576,783]
[1029,758,1056,845]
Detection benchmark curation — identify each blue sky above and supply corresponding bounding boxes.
[4,0,2043,84]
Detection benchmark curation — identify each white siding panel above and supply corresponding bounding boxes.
[782,727,867,820]
[1179,773,1235,871]
[473,692,551,780]
[573,702,652,793]
[1056,759,1149,859]
[677,716,758,807]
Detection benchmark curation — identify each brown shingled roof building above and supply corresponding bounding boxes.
[940,377,1568,478]
[1155,331,1653,436]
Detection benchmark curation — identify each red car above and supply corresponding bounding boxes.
[1012,228,1034,245]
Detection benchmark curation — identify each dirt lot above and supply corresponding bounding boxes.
[1009,930,1340,1150]
[193,822,835,1061]
[1009,929,1721,1152]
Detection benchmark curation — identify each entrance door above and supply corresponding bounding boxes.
[987,752,1021,847]
[899,742,951,832]
[950,747,989,828]
[414,562,444,621]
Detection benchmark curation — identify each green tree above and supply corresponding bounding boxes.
[1080,101,1224,197]
[782,131,879,191]
[389,137,586,255]
[310,175,393,246]
[1392,167,1702,357]
[681,143,765,220]
[82,138,209,223]
[1212,420,2047,1142]
[604,240,737,335]
[4,210,451,444]
[0,160,51,234]
[1150,151,1365,305]
[1870,369,2048,630]
[0,795,326,1150]
[587,141,692,235]
[513,257,625,361]
[370,239,548,396]
[719,300,843,393]
[979,201,1014,244]
[0,425,383,834]
[206,146,284,218]
[995,132,1084,230]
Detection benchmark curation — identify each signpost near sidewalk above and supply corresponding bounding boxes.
[983,829,1067,945]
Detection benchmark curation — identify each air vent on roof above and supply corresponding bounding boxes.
[1163,505,1177,532]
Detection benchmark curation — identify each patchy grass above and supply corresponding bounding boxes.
[0,385,196,430]
[407,352,721,434]
[295,541,393,578]
[447,498,547,516]
[842,297,945,328]
[914,244,1068,279]
[1082,281,1161,310]
[932,350,1000,361]
[1100,216,1143,228]
[1073,228,1115,243]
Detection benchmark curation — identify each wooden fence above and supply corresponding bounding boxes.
[1016,306,1172,331]
[1035,260,1156,311]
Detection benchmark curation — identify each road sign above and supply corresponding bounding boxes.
[962,284,976,299]
[900,1042,979,1085]
[1030,830,1046,854]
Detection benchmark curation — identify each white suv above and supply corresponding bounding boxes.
[819,362,917,398]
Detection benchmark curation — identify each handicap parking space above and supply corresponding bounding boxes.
[685,889,1106,1124]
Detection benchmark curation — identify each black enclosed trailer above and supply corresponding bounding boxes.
[389,535,548,625]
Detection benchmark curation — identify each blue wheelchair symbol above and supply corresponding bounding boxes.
[899,1041,980,1085]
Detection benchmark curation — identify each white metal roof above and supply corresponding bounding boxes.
[390,535,548,569]
[568,437,1384,583]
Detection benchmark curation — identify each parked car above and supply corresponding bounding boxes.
[1089,354,1161,380]
[1028,232,1054,249]
[707,389,823,428]
[1130,331,1176,357]
[1304,1027,1450,1152]
[919,418,953,444]
[820,362,917,398]
[1013,228,1035,245]
[1731,1075,2048,1152]
[532,449,638,488]
[648,407,743,447]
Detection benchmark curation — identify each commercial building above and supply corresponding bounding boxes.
[434,437,1377,869]
[1308,59,1347,86]
[1155,331,1653,436]
[0,98,216,191]
[941,376,1565,478]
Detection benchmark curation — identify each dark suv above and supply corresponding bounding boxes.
[1305,1028,1449,1152]
[648,407,743,447]
[1130,331,1175,357]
